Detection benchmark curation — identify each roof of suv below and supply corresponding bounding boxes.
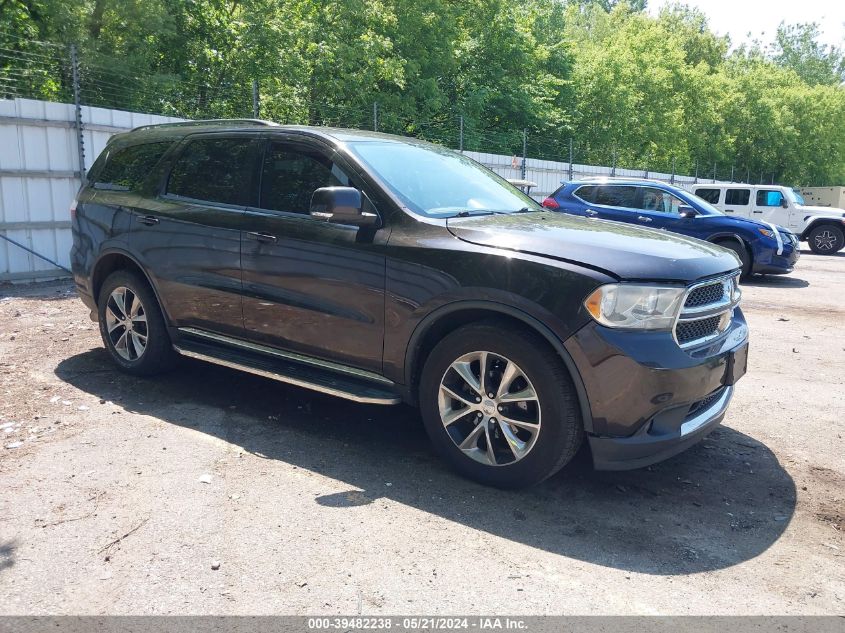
[122,119,425,146]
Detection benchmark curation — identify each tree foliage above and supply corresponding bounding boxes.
[1,0,843,184]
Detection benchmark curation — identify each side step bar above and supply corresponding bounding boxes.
[173,337,401,405]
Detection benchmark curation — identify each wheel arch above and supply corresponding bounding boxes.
[708,233,753,266]
[801,218,845,241]
[403,301,594,433]
[91,249,164,314]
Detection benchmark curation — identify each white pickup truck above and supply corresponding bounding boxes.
[689,183,845,254]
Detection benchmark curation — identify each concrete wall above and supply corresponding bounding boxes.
[0,98,182,282]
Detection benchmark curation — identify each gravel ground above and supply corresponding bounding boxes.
[0,250,843,615]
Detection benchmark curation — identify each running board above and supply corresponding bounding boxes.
[173,338,401,405]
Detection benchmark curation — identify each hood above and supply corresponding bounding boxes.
[710,214,792,234]
[446,212,740,282]
[796,205,845,218]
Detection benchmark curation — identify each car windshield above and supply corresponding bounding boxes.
[346,140,541,218]
[785,189,806,206]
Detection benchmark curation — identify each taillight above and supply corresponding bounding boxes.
[542,197,560,209]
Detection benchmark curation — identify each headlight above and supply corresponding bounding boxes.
[584,284,685,330]
[758,228,774,238]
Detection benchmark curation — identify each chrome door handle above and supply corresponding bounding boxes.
[139,215,159,226]
[247,231,277,243]
[637,216,652,222]
[585,209,598,216]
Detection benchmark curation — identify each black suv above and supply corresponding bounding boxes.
[71,120,749,488]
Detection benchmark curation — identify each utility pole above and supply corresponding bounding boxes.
[611,145,617,177]
[713,161,717,183]
[730,165,735,183]
[70,45,85,180]
[694,162,699,184]
[670,156,676,185]
[252,80,259,119]
[521,128,527,180]
[459,115,464,152]
[568,138,574,181]
[373,102,378,132]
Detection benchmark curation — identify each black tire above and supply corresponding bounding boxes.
[97,269,176,376]
[717,239,752,279]
[807,224,844,255]
[418,321,583,488]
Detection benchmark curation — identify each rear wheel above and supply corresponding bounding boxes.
[807,224,844,255]
[97,270,176,375]
[418,322,583,488]
[717,239,752,279]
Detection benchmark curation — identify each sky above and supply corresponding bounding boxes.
[647,0,845,48]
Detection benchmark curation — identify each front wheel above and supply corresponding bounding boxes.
[807,224,844,255]
[418,322,583,488]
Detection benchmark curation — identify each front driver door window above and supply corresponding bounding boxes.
[239,139,387,372]
[633,187,686,230]
[753,189,785,224]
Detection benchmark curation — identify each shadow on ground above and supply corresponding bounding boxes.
[0,540,15,572]
[743,275,809,289]
[56,348,796,576]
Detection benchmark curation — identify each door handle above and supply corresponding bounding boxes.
[585,209,598,216]
[139,215,159,226]
[637,216,652,222]
[752,210,763,214]
[247,231,278,243]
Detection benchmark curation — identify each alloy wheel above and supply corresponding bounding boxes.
[105,286,148,361]
[814,230,837,252]
[438,351,541,466]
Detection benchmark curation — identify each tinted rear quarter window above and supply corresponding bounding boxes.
[167,137,259,206]
[726,189,751,205]
[574,185,596,202]
[94,142,171,191]
[695,188,720,204]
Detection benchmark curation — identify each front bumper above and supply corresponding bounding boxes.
[752,238,800,275]
[589,384,734,470]
[564,311,748,470]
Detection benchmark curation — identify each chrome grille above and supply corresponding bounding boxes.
[674,273,740,349]
[677,316,721,344]
[685,281,726,308]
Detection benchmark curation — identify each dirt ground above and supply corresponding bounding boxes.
[0,250,843,615]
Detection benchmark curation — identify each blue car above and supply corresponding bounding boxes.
[542,179,799,278]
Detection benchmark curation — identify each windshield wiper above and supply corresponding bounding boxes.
[450,208,537,218]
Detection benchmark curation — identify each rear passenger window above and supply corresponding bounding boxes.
[167,137,260,206]
[94,142,170,191]
[593,186,637,208]
[259,143,350,214]
[695,188,720,204]
[726,189,750,205]
[756,190,784,207]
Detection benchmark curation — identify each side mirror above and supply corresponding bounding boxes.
[678,206,697,218]
[781,198,789,208]
[310,187,378,227]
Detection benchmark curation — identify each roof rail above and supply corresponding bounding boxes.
[130,118,279,133]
